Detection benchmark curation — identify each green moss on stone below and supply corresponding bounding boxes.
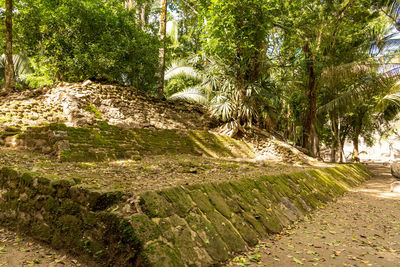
[85,105,102,119]
[206,211,247,253]
[31,222,53,243]
[140,191,175,218]
[160,187,193,217]
[130,214,161,241]
[241,211,268,237]
[203,184,232,218]
[167,214,212,266]
[185,211,230,262]
[141,241,185,267]
[188,189,215,214]
[44,197,60,214]
[51,179,74,198]
[60,199,81,215]
[229,213,259,246]
[88,190,124,211]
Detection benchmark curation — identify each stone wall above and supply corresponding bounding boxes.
[0,164,369,266]
[0,167,139,266]
[0,81,217,131]
[0,122,255,162]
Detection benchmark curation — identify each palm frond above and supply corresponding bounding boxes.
[318,73,398,116]
[166,20,179,45]
[168,87,208,105]
[0,54,32,83]
[165,59,201,81]
[210,94,233,122]
[322,59,377,80]
[383,0,400,25]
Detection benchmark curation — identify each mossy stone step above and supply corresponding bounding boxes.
[0,164,370,266]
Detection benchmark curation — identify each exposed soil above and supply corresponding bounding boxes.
[228,164,400,267]
[0,228,87,266]
[0,147,320,194]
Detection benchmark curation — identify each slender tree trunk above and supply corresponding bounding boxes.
[339,143,345,162]
[330,142,336,162]
[312,125,321,158]
[302,43,317,153]
[337,118,347,163]
[4,0,15,92]
[352,115,362,162]
[329,114,337,162]
[284,102,290,140]
[231,78,247,130]
[337,118,343,163]
[353,136,360,162]
[157,0,167,99]
[140,3,148,27]
[311,124,320,157]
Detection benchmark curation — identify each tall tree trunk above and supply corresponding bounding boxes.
[140,3,148,27]
[302,43,317,153]
[4,0,15,92]
[337,118,346,163]
[311,124,320,159]
[283,101,290,140]
[329,113,337,162]
[339,142,345,163]
[353,136,359,162]
[330,142,336,162]
[352,114,362,162]
[157,0,167,99]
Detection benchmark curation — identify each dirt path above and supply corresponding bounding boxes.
[228,164,400,267]
[0,228,87,266]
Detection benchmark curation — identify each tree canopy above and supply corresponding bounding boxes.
[2,0,400,162]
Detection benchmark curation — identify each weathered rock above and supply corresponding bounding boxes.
[0,81,217,131]
[390,181,400,193]
[391,162,400,179]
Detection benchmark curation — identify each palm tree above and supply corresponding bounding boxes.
[317,60,400,162]
[165,58,278,136]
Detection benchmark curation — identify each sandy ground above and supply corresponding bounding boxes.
[229,164,400,267]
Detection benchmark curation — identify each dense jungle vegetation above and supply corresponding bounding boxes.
[1,0,400,162]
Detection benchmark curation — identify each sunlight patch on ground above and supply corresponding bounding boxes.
[356,187,400,200]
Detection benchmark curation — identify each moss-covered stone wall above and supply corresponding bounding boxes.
[0,164,369,266]
[1,122,255,162]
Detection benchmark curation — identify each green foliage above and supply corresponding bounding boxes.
[201,0,271,68]
[15,0,159,90]
[164,59,202,97]
[196,0,274,129]
[0,0,398,157]
[165,58,280,131]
